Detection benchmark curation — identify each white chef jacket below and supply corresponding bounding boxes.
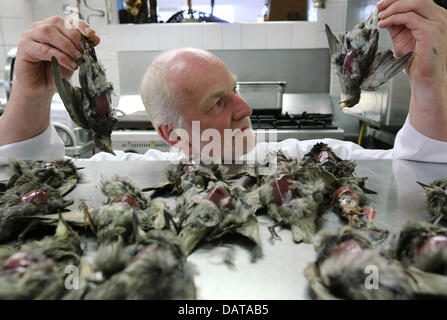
[0,116,446,165]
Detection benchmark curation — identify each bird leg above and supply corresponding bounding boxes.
[80,201,96,233]
[268,221,283,242]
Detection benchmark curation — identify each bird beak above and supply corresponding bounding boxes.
[416,181,430,190]
[98,136,116,155]
[339,101,349,110]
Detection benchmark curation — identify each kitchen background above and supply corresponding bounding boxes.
[0,0,411,155]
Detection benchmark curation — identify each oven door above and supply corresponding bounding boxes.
[236,81,286,115]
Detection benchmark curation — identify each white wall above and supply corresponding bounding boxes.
[0,0,33,80]
[0,0,348,109]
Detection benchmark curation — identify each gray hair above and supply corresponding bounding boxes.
[140,63,183,128]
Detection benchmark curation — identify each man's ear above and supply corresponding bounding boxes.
[157,124,178,147]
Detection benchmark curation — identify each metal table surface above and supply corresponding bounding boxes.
[1,159,446,300]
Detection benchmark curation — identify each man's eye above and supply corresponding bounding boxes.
[232,87,238,94]
[213,98,224,109]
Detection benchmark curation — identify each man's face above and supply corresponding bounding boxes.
[169,54,255,161]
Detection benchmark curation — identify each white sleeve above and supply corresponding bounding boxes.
[276,138,393,161]
[0,121,185,163]
[391,116,447,163]
[87,147,186,162]
[0,123,65,165]
[274,117,447,163]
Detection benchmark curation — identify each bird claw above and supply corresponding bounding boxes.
[80,201,96,233]
[268,222,282,242]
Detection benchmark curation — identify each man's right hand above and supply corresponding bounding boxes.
[0,15,100,146]
[14,15,100,95]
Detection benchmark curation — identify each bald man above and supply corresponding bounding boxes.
[1,0,447,164]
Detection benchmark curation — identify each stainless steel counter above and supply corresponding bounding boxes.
[1,159,446,299]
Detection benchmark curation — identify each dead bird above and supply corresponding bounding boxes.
[417,179,447,224]
[332,185,366,226]
[65,229,196,300]
[79,176,169,244]
[301,143,377,197]
[20,176,170,243]
[50,36,117,154]
[0,183,72,242]
[305,226,447,300]
[79,199,169,245]
[0,249,58,299]
[257,165,336,244]
[0,217,82,300]
[19,215,82,268]
[4,159,81,196]
[226,164,266,192]
[331,183,387,239]
[144,161,230,198]
[100,175,150,210]
[175,182,261,259]
[325,8,412,110]
[301,143,356,178]
[390,220,447,276]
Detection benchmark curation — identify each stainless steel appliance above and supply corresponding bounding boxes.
[3,48,16,102]
[236,81,286,114]
[0,80,6,115]
[111,92,344,154]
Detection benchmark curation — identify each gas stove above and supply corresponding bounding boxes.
[111,110,344,154]
[250,112,337,130]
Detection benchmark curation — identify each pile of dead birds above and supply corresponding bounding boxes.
[303,171,447,299]
[0,145,446,300]
[144,142,447,300]
[0,159,196,299]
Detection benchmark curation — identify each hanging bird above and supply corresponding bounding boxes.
[325,8,413,109]
[50,36,117,154]
[417,179,447,224]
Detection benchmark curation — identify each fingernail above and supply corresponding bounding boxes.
[71,61,78,69]
[376,0,383,6]
[85,27,94,35]
[75,50,82,59]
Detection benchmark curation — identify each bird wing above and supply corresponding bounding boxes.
[50,56,89,129]
[324,24,341,57]
[360,50,412,91]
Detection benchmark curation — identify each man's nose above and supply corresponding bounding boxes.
[231,94,252,121]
